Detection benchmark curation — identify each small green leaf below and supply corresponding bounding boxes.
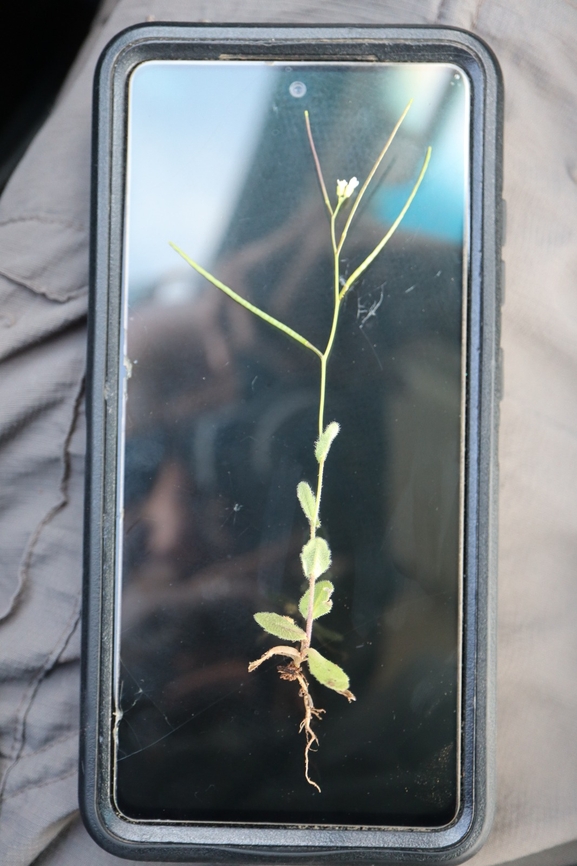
[254,612,306,642]
[300,537,331,581]
[299,580,334,620]
[297,481,318,527]
[306,648,350,693]
[315,421,340,463]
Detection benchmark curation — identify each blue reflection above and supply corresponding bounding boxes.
[370,88,467,244]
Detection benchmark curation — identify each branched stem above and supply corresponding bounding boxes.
[305,110,333,217]
[169,242,323,359]
[337,99,413,255]
[339,145,432,300]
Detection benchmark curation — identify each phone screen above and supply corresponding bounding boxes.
[116,60,470,828]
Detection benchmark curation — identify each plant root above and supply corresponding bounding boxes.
[249,647,354,790]
[248,645,301,672]
[278,661,325,792]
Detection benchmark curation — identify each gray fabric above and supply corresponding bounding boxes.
[0,0,576,863]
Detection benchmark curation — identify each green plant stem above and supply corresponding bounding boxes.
[304,110,333,217]
[337,98,413,256]
[169,242,323,359]
[303,207,343,648]
[339,145,432,300]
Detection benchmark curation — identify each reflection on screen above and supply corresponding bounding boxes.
[116,60,469,827]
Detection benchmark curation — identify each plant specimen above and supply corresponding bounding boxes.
[170,101,430,790]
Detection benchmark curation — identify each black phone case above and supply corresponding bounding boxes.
[82,23,503,863]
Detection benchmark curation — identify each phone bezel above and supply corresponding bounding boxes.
[82,23,503,863]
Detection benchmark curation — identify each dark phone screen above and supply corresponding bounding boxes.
[116,61,469,827]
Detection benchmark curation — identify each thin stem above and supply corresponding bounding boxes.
[340,145,432,300]
[322,210,345,431]
[330,198,343,255]
[304,110,333,217]
[316,359,327,442]
[170,242,323,359]
[304,211,343,648]
[337,99,413,255]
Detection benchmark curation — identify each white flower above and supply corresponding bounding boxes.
[336,179,348,198]
[344,176,359,198]
[336,176,359,200]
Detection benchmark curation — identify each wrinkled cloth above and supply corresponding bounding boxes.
[1,1,577,864]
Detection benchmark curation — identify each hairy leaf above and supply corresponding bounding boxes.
[299,580,334,620]
[297,481,318,527]
[306,648,350,693]
[254,612,306,642]
[315,421,340,463]
[300,537,331,581]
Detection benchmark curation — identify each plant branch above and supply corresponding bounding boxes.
[304,110,333,217]
[170,242,323,359]
[340,145,432,300]
[337,99,413,255]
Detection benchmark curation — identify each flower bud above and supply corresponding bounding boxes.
[336,179,347,198]
[336,177,359,200]
[344,177,359,198]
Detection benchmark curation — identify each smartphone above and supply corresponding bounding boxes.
[82,23,503,863]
